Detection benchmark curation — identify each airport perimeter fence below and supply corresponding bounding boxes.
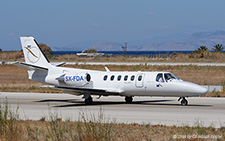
[202,85,224,92]
[118,53,172,58]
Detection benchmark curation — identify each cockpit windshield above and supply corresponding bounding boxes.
[156,73,180,83]
[164,73,180,82]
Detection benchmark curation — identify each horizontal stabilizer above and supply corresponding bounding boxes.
[13,62,48,71]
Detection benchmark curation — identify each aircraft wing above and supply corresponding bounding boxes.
[13,62,48,71]
[45,85,123,96]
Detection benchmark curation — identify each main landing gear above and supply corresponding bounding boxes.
[178,97,188,106]
[85,96,93,105]
[125,96,133,103]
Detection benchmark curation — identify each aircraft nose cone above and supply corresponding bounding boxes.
[180,81,208,96]
[195,85,208,95]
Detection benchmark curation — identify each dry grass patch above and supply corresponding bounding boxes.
[0,65,60,93]
[55,52,225,63]
[2,51,225,63]
[0,51,24,61]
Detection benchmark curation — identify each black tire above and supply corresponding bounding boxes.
[85,97,93,105]
[125,96,133,103]
[181,99,188,106]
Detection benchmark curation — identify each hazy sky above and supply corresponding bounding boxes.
[1,0,225,50]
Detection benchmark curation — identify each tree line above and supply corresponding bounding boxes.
[0,43,224,54]
[194,44,224,53]
[191,44,224,58]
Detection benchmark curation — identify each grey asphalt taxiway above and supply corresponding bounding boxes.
[0,92,225,128]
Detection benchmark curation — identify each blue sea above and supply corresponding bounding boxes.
[52,51,193,55]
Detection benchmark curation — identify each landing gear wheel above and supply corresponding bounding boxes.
[125,96,133,103]
[181,98,188,106]
[85,96,93,105]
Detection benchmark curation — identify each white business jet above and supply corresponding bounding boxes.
[14,37,208,105]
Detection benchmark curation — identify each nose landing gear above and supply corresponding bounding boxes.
[178,97,188,106]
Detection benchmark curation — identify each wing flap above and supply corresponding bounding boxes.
[48,85,122,95]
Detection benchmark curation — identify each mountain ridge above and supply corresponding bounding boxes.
[52,30,225,51]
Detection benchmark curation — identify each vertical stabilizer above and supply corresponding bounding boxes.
[20,36,50,68]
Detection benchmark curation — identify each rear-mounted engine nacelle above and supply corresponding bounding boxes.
[64,73,91,87]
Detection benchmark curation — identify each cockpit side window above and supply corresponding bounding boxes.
[156,73,164,82]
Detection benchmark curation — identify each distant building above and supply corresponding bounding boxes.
[76,50,104,57]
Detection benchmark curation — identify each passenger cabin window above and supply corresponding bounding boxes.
[117,75,121,81]
[103,75,108,81]
[138,75,142,81]
[156,73,164,82]
[164,73,180,82]
[110,75,115,81]
[131,75,135,81]
[124,75,128,81]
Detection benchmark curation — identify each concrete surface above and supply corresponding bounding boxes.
[0,92,225,128]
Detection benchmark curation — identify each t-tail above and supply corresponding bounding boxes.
[20,36,50,68]
[14,36,52,82]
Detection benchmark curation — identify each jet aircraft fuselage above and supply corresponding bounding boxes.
[14,37,208,105]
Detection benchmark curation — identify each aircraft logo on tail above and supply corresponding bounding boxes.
[25,46,41,63]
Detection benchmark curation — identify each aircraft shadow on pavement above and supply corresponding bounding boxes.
[36,99,213,107]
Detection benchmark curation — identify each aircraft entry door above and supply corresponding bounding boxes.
[135,73,144,88]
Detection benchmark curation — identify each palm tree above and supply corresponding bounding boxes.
[212,44,224,52]
[194,46,208,53]
[199,46,208,52]
[192,46,208,58]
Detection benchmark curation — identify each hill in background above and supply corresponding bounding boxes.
[52,30,225,51]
